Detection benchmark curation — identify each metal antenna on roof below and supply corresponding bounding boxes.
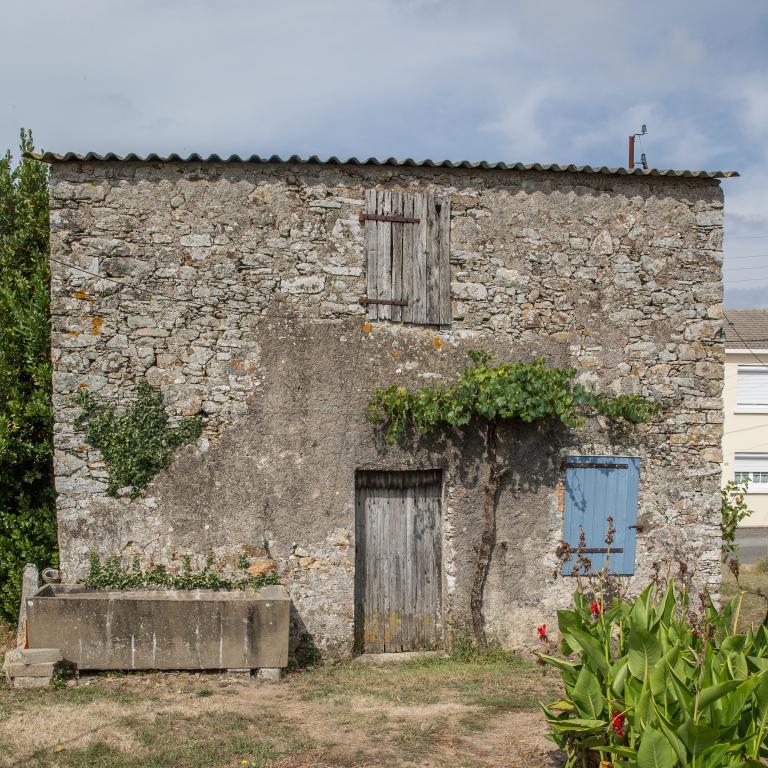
[628,124,648,170]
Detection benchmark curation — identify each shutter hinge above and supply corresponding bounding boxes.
[359,212,420,224]
[359,297,409,307]
[561,461,628,470]
[569,547,624,554]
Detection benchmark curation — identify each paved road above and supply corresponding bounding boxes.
[736,527,768,565]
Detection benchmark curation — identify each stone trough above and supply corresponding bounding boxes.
[25,584,290,673]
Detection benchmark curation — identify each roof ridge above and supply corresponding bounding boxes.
[22,151,739,179]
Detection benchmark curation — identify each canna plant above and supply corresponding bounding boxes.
[539,567,768,767]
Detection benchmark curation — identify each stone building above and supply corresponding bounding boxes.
[37,151,734,657]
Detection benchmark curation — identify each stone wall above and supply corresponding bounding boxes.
[48,160,725,656]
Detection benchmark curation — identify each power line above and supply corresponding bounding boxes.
[724,276,768,285]
[723,311,768,370]
[723,263,768,271]
[723,423,768,436]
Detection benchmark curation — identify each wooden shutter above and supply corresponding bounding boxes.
[363,191,451,325]
[562,456,639,576]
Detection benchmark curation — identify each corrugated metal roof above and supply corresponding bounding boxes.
[25,151,738,178]
[724,309,768,349]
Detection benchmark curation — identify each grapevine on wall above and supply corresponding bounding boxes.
[367,352,660,645]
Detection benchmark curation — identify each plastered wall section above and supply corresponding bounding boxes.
[48,161,725,655]
[722,352,768,527]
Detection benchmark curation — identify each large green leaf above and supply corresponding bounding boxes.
[722,676,761,726]
[572,666,604,719]
[565,627,610,676]
[677,719,719,755]
[548,717,607,733]
[628,584,653,632]
[698,679,745,710]
[611,657,630,697]
[656,710,688,766]
[637,726,678,768]
[628,627,662,680]
[650,646,679,699]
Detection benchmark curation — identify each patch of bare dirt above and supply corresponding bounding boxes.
[0,668,564,768]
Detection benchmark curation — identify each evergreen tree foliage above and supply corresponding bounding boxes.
[0,130,57,623]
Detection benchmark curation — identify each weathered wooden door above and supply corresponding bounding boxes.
[355,470,442,653]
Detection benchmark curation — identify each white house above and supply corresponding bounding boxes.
[723,309,768,527]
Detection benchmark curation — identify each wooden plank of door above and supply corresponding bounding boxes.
[383,486,393,651]
[364,189,378,322]
[437,200,451,326]
[414,488,427,650]
[354,486,365,653]
[365,488,382,653]
[426,488,441,647]
[375,489,389,653]
[423,487,436,648]
[390,192,404,323]
[391,485,404,651]
[376,191,393,322]
[402,483,414,651]
[425,197,441,325]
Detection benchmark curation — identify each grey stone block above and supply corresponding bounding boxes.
[5,661,58,678]
[20,648,63,664]
[256,667,282,681]
[226,668,252,677]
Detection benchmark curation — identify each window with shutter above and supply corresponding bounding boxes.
[561,456,640,576]
[362,189,451,325]
[736,367,768,412]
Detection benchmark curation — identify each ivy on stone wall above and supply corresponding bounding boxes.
[74,381,203,498]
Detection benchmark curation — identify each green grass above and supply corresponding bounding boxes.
[290,653,559,709]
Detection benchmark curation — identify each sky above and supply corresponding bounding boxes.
[2,0,767,308]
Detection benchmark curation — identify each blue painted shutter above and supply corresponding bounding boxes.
[562,456,639,576]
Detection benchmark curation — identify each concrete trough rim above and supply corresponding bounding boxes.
[30,584,288,602]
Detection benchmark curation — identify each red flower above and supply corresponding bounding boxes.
[590,600,602,617]
[536,624,548,641]
[611,710,625,738]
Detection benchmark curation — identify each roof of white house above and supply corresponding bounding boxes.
[724,309,768,349]
[25,151,739,179]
